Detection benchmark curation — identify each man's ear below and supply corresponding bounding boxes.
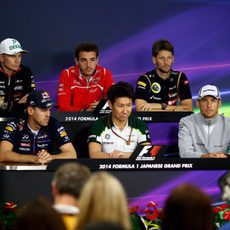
[108,100,112,110]
[218,100,222,108]
[152,57,156,65]
[51,181,58,196]
[27,107,33,115]
[196,100,200,108]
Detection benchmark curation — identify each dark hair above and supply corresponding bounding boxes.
[52,162,91,199]
[14,196,66,230]
[107,81,135,104]
[152,39,174,57]
[75,42,98,59]
[162,184,215,230]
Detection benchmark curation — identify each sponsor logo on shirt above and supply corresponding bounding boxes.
[105,134,110,140]
[22,134,29,140]
[20,143,31,147]
[14,86,23,91]
[151,82,161,93]
[5,126,14,132]
[60,131,67,137]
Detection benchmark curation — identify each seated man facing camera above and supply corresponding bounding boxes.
[135,39,193,112]
[0,90,77,164]
[88,82,151,159]
[179,84,230,158]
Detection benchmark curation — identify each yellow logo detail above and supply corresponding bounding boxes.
[6,126,13,132]
[151,82,161,93]
[60,131,67,137]
[137,81,146,87]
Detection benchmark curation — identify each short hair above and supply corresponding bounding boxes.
[14,196,66,230]
[152,39,174,57]
[107,81,135,104]
[163,184,215,230]
[75,42,98,59]
[52,162,91,199]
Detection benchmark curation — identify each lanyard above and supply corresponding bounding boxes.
[108,116,133,145]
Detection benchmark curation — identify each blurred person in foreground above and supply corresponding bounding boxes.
[14,196,66,230]
[179,84,230,158]
[0,38,36,117]
[88,81,151,159]
[162,183,215,230]
[76,171,131,230]
[0,90,76,164]
[52,162,91,230]
[218,171,230,230]
[57,42,114,111]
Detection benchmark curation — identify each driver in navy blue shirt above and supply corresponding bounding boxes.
[0,90,77,164]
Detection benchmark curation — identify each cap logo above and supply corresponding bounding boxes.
[41,91,50,99]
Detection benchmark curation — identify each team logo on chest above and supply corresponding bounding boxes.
[151,82,161,93]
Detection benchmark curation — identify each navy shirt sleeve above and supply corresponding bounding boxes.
[0,120,19,145]
[49,117,71,148]
[135,74,151,101]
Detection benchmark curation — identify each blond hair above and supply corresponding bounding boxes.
[77,172,131,230]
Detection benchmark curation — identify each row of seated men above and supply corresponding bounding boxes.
[0,38,229,164]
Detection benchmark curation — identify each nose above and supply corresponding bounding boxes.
[207,100,212,108]
[86,60,91,67]
[45,109,51,117]
[15,56,21,63]
[122,107,128,114]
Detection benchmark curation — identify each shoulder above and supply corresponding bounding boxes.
[47,117,62,129]
[170,70,188,79]
[137,70,155,80]
[91,116,108,129]
[4,118,26,132]
[18,65,32,75]
[180,113,196,124]
[61,66,77,76]
[129,115,148,130]
[96,65,112,75]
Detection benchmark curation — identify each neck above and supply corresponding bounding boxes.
[54,194,79,207]
[112,117,128,131]
[28,119,41,131]
[156,68,170,80]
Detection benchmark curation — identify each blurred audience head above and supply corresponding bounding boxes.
[52,162,91,200]
[77,171,131,230]
[14,196,66,230]
[162,183,215,230]
[218,171,230,202]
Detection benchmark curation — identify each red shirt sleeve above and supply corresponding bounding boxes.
[57,69,82,111]
[103,68,114,98]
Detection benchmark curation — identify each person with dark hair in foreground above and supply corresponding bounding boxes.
[135,39,193,112]
[57,42,114,111]
[88,81,151,159]
[52,162,91,230]
[0,90,76,164]
[14,196,66,230]
[162,184,215,230]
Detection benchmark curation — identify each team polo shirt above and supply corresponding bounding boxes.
[88,115,151,154]
[0,117,71,155]
[135,69,192,105]
[0,65,36,117]
[57,65,114,111]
